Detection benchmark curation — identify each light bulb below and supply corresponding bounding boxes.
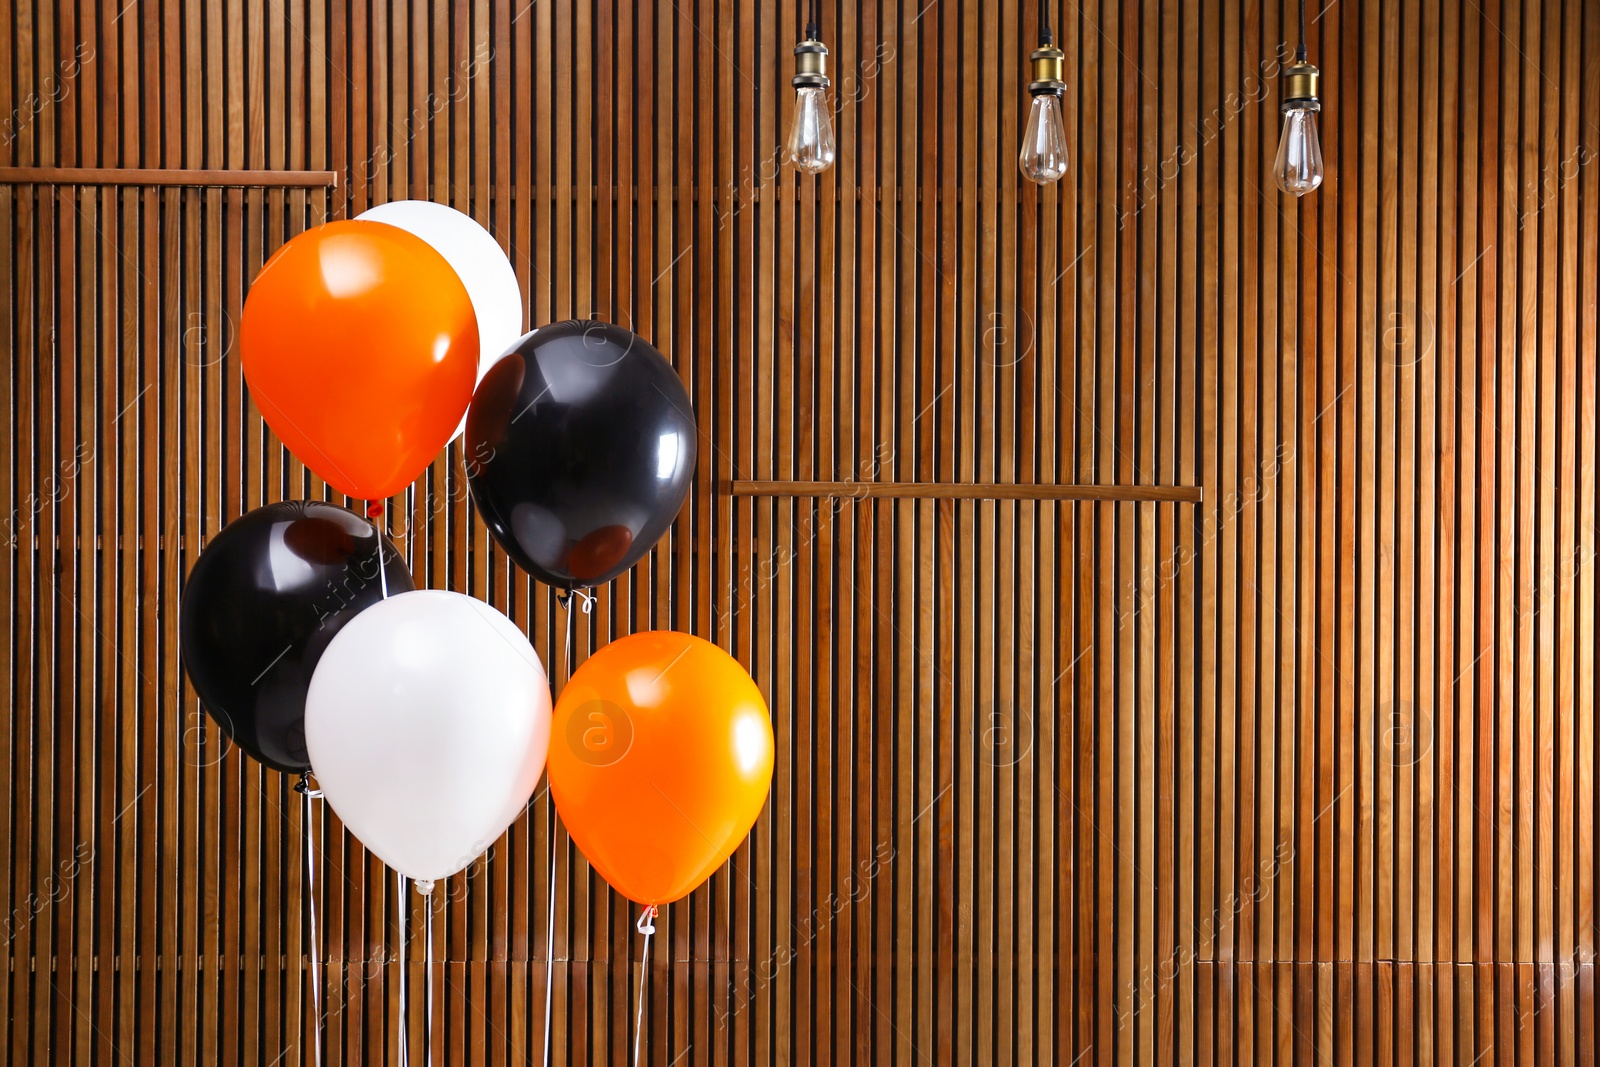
[1019,93,1069,184]
[788,86,835,174]
[1275,107,1324,196]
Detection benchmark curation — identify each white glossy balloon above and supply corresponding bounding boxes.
[305,589,551,883]
[357,200,524,440]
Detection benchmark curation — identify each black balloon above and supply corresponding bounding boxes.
[179,501,414,773]
[464,320,697,589]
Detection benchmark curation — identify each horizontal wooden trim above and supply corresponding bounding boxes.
[0,166,339,188]
[0,176,1076,200]
[725,480,1204,503]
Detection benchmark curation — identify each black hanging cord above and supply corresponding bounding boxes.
[805,0,820,40]
[1296,0,1308,60]
[1039,0,1054,45]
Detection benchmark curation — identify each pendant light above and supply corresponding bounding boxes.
[1275,0,1324,196]
[1019,0,1069,185]
[787,0,835,174]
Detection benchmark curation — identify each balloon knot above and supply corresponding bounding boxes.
[636,905,658,935]
[415,879,436,896]
[366,501,384,519]
[294,772,323,798]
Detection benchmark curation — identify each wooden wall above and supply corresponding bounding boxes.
[3,0,1599,1063]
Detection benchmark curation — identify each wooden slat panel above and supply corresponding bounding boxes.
[2,0,1597,1064]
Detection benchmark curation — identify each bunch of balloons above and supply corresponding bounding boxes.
[179,202,773,914]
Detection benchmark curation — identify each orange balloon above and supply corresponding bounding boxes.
[548,632,774,906]
[240,219,478,500]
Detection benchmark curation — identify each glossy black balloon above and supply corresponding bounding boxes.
[464,320,697,589]
[179,501,414,773]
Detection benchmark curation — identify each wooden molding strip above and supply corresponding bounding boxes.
[726,480,1204,503]
[0,166,339,188]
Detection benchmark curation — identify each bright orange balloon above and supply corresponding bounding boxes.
[240,219,478,500]
[548,632,774,906]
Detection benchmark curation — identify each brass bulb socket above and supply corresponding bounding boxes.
[1029,44,1065,86]
[793,38,829,89]
[1281,60,1321,112]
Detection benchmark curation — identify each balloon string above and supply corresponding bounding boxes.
[564,596,575,678]
[297,774,324,1067]
[541,830,557,1067]
[423,887,436,1067]
[632,905,657,1067]
[544,591,585,1067]
[405,482,416,585]
[558,589,592,679]
[371,500,391,600]
[397,872,408,1067]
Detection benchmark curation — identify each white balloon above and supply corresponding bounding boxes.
[305,589,551,884]
[356,200,524,440]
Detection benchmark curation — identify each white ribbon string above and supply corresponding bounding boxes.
[422,884,436,1067]
[557,588,593,679]
[396,872,408,1067]
[404,482,416,582]
[563,596,575,677]
[541,831,557,1067]
[632,906,658,1067]
[298,775,324,1067]
[544,590,586,1067]
[372,501,390,600]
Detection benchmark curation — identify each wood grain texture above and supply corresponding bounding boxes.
[3,0,1598,1063]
